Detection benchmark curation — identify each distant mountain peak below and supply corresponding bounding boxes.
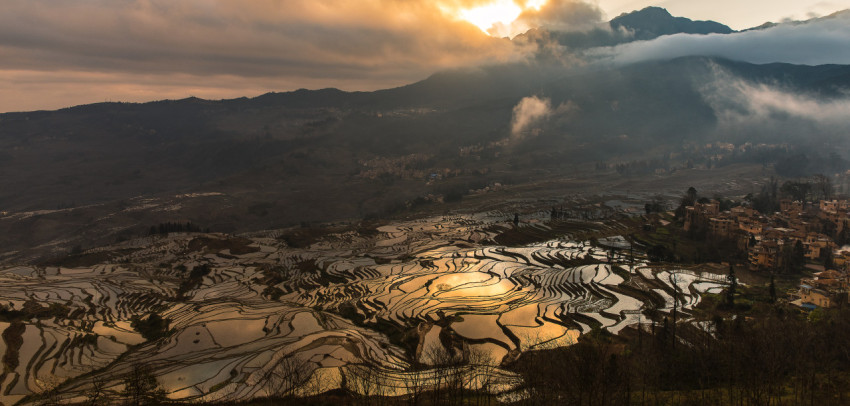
[512,6,735,54]
[614,6,672,19]
[744,8,850,31]
[610,6,734,39]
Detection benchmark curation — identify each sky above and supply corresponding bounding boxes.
[0,0,848,113]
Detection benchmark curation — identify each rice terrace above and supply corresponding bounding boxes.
[0,199,737,404]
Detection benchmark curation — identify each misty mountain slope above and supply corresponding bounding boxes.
[517,6,734,52]
[714,60,850,96]
[2,58,850,210]
[2,57,849,264]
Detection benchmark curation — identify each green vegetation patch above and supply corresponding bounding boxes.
[1,322,25,372]
[0,299,70,322]
[130,313,172,341]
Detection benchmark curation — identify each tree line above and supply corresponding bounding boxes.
[512,305,850,405]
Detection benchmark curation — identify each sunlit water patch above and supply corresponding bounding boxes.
[0,213,729,404]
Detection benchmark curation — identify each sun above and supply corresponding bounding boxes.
[456,0,548,36]
[524,0,548,10]
[459,1,523,34]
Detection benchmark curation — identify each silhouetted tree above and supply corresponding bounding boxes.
[780,180,810,202]
[725,264,737,308]
[812,174,833,201]
[130,313,170,341]
[675,187,699,220]
[122,364,166,406]
[751,178,780,214]
[85,376,106,406]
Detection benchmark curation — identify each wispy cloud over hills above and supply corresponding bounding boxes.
[588,12,850,66]
[700,62,850,142]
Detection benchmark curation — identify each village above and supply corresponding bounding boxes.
[683,195,850,309]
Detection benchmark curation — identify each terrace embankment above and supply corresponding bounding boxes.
[2,208,733,405]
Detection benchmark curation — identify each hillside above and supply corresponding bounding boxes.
[1,57,849,262]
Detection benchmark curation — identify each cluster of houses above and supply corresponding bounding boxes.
[683,198,850,308]
[799,270,848,309]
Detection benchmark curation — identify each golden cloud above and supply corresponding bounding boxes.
[0,0,542,112]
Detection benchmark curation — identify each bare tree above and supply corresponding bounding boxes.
[466,346,496,406]
[122,363,166,406]
[422,343,449,404]
[343,363,393,406]
[267,354,312,399]
[402,367,427,406]
[85,375,107,406]
[303,367,336,398]
[423,342,468,405]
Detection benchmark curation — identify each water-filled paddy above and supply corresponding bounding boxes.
[0,213,727,404]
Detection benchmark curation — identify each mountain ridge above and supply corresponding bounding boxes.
[610,6,734,38]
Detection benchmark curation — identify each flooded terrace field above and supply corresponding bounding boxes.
[0,211,728,404]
